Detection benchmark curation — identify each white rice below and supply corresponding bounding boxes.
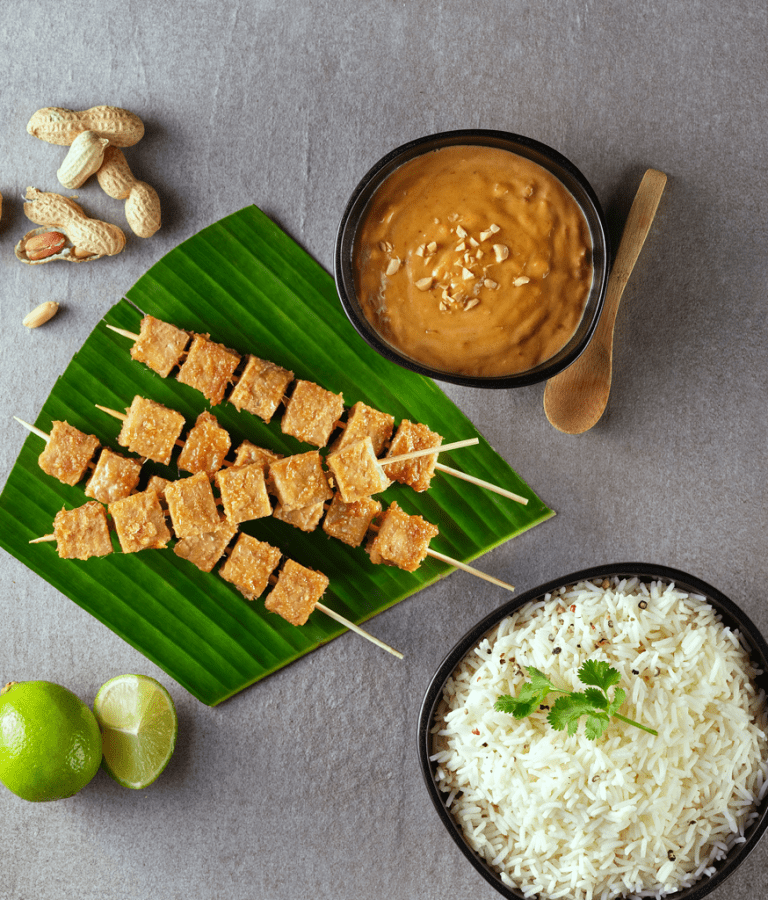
[430,577,768,900]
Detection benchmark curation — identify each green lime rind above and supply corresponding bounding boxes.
[93,674,178,790]
[0,680,102,802]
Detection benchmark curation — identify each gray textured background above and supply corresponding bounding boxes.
[0,2,766,899]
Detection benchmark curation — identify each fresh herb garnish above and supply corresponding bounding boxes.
[494,659,658,740]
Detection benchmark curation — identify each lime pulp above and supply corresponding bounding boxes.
[93,674,177,789]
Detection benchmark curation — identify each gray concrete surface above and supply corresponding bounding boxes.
[0,2,766,898]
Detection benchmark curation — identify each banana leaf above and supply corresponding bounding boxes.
[0,206,554,705]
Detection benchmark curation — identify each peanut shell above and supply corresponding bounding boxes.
[97,147,160,237]
[17,187,126,263]
[125,182,161,238]
[57,130,110,190]
[96,146,134,199]
[27,105,144,147]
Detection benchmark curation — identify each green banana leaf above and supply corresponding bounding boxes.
[0,206,554,705]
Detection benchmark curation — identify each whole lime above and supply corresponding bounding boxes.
[0,680,102,802]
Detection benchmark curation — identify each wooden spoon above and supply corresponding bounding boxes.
[543,168,667,434]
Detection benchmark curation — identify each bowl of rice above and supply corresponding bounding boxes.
[418,563,768,900]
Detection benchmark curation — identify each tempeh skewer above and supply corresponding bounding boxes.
[18,407,513,590]
[106,319,528,503]
[94,401,477,473]
[14,417,142,503]
[30,510,403,659]
[91,403,516,590]
[366,503,515,593]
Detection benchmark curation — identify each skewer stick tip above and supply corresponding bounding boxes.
[315,602,404,659]
[95,404,126,421]
[106,324,141,341]
[433,462,529,505]
[13,416,51,443]
[427,548,515,593]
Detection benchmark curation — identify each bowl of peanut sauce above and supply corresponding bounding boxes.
[335,130,610,388]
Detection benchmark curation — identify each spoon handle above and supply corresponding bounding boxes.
[594,168,668,348]
[542,168,667,434]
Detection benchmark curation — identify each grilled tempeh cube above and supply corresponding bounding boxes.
[38,420,100,486]
[84,447,142,504]
[265,559,329,626]
[233,440,283,472]
[219,533,282,601]
[173,520,238,573]
[53,502,113,560]
[109,489,171,553]
[273,500,325,533]
[383,420,443,492]
[281,380,344,447]
[326,437,391,503]
[146,475,172,499]
[366,501,438,572]
[164,472,221,538]
[322,494,381,548]
[117,396,185,466]
[216,463,272,524]
[176,333,241,406]
[331,401,394,456]
[268,451,332,513]
[228,355,294,422]
[177,411,231,477]
[130,315,190,378]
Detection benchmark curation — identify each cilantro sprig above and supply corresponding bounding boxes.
[494,659,657,740]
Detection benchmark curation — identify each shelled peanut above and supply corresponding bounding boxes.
[15,188,126,264]
[97,146,161,238]
[27,105,144,147]
[23,301,59,328]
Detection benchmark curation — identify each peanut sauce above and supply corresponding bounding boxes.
[354,145,593,377]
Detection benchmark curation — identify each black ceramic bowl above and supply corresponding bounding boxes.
[418,563,768,900]
[335,129,610,388]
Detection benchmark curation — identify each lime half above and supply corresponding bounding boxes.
[93,675,177,789]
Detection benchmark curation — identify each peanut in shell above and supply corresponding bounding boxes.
[16,188,126,263]
[27,105,144,147]
[97,146,160,238]
[57,130,110,190]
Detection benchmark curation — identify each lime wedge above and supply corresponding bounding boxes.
[93,674,177,789]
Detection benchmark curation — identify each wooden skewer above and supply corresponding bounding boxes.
[381,437,479,464]
[95,404,128,422]
[426,549,514,592]
[29,533,55,544]
[106,324,140,341]
[313,603,402,659]
[433,462,528,505]
[14,417,51,443]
